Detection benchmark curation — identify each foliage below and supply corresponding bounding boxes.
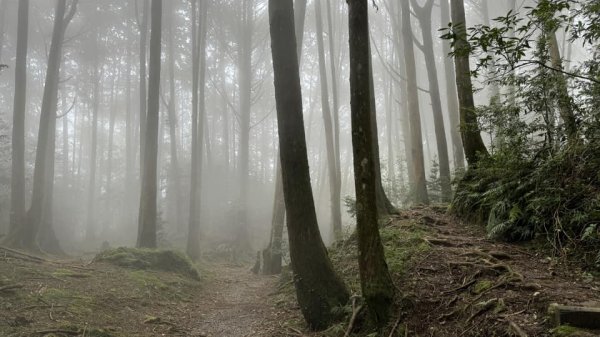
[94,247,201,280]
[450,0,600,265]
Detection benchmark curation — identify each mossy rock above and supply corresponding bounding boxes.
[94,247,200,280]
[552,325,597,337]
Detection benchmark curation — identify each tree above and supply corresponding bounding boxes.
[137,0,162,248]
[5,0,78,251]
[86,28,101,241]
[440,0,465,170]
[10,0,29,232]
[400,0,428,204]
[187,0,208,260]
[314,0,342,239]
[268,0,349,329]
[411,0,452,202]
[450,0,488,166]
[347,0,394,326]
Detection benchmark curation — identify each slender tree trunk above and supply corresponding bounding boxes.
[440,0,465,170]
[450,0,488,166]
[412,0,452,202]
[235,0,254,255]
[348,0,394,325]
[268,0,349,329]
[86,52,101,241]
[400,0,428,204]
[315,0,342,239]
[137,0,162,249]
[166,3,182,230]
[9,0,28,232]
[187,0,207,260]
[6,0,76,250]
[138,0,149,172]
[124,25,135,229]
[106,78,117,223]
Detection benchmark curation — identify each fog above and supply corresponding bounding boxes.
[0,0,584,256]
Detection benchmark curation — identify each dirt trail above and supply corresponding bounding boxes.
[188,264,280,337]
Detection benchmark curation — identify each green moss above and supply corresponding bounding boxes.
[380,225,429,276]
[94,247,200,280]
[552,325,583,336]
[473,280,494,294]
[127,270,168,290]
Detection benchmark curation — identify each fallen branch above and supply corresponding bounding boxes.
[344,296,364,337]
[0,284,24,292]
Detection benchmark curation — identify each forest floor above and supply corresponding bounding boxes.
[268,207,600,337]
[0,248,281,337]
[1,207,600,337]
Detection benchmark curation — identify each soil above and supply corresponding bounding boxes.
[0,249,280,337]
[2,207,600,337]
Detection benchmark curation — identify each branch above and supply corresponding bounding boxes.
[57,96,77,119]
[63,0,79,27]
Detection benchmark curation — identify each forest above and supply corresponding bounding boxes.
[0,0,599,336]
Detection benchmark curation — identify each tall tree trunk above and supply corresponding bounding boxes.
[315,0,342,240]
[388,0,415,189]
[325,0,342,216]
[106,77,117,224]
[9,0,28,233]
[368,46,398,213]
[450,0,488,166]
[268,0,349,329]
[138,0,150,172]
[6,0,77,250]
[187,0,207,260]
[166,2,182,230]
[86,47,101,241]
[235,0,254,255]
[124,24,135,229]
[137,0,162,249]
[440,0,465,170]
[400,0,429,204]
[348,0,394,326]
[412,0,452,202]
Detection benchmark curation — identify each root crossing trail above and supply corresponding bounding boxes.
[189,264,280,337]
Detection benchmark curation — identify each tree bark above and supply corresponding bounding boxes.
[187,0,208,260]
[9,0,28,233]
[86,44,101,241]
[268,0,349,329]
[412,0,452,202]
[450,0,489,166]
[137,0,162,249]
[348,0,394,326]
[400,0,429,204]
[315,0,342,240]
[440,0,465,170]
[5,0,77,251]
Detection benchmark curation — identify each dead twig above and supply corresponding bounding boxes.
[344,296,364,337]
[0,284,24,292]
[388,316,402,337]
[35,329,79,335]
